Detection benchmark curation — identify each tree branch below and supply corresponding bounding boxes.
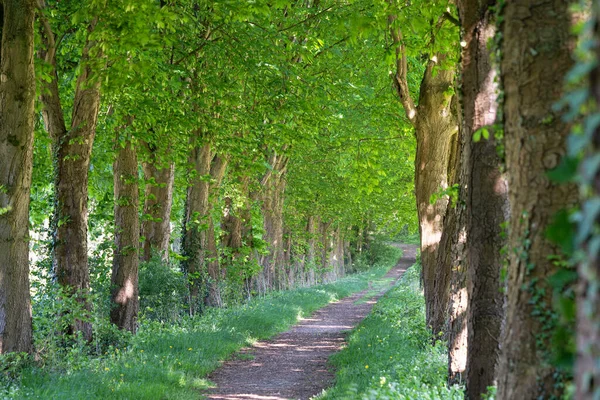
[388,15,417,125]
[443,11,460,27]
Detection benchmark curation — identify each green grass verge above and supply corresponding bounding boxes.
[318,263,464,400]
[8,248,401,400]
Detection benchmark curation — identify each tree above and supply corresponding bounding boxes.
[0,0,35,354]
[37,2,104,341]
[110,129,140,333]
[496,1,578,398]
[141,142,175,262]
[457,1,508,398]
[388,1,459,333]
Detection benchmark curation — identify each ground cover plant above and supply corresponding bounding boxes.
[319,262,464,400]
[1,247,401,400]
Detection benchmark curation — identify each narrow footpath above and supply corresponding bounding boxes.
[205,244,418,400]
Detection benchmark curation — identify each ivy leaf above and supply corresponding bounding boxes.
[545,208,575,255]
[547,156,578,183]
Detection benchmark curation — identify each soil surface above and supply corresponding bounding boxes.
[204,244,417,400]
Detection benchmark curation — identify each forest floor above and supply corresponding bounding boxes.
[204,244,418,400]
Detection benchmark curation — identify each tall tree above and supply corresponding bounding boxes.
[140,144,174,262]
[0,0,35,354]
[389,6,459,332]
[38,5,104,340]
[111,131,140,333]
[497,1,577,398]
[182,136,228,312]
[259,150,289,291]
[457,1,508,398]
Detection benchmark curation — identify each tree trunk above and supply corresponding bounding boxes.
[205,155,228,307]
[111,138,139,333]
[431,129,459,337]
[390,16,458,330]
[182,139,227,312]
[259,152,288,291]
[497,1,577,398]
[319,221,333,282]
[576,5,600,397]
[306,215,318,286]
[443,124,468,385]
[0,0,35,354]
[458,2,508,398]
[413,65,458,331]
[222,175,254,297]
[140,145,174,262]
[38,21,101,341]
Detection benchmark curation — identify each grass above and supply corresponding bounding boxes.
[353,276,395,305]
[6,248,401,400]
[317,262,464,400]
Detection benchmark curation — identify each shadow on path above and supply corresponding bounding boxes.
[204,244,418,400]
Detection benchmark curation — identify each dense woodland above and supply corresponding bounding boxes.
[1,0,600,399]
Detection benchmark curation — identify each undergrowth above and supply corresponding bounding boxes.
[2,247,401,400]
[318,262,464,400]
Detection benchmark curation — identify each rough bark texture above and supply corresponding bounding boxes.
[390,16,458,332]
[0,0,35,354]
[431,129,459,338]
[458,2,508,398]
[182,139,227,312]
[141,144,174,262]
[497,1,577,398]
[414,64,458,332]
[576,5,600,398]
[38,19,101,341]
[110,139,139,333]
[445,125,469,384]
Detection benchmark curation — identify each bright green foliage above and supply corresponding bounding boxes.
[318,263,463,400]
[5,249,400,399]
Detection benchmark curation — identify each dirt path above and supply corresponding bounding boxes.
[204,244,418,400]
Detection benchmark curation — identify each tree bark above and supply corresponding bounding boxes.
[38,18,102,341]
[110,138,139,333]
[390,16,458,331]
[0,0,35,354]
[497,1,577,398]
[444,122,468,385]
[457,2,508,398]
[141,144,174,262]
[431,128,459,338]
[413,64,458,332]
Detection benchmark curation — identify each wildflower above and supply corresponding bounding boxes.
[380,376,386,385]
[188,347,192,351]
[365,365,369,369]
[104,367,110,371]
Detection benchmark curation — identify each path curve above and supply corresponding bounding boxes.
[204,244,417,400]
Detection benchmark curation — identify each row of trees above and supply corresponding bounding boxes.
[5,0,599,398]
[406,0,600,399]
[0,0,415,355]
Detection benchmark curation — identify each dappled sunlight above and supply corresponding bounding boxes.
[114,278,135,303]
